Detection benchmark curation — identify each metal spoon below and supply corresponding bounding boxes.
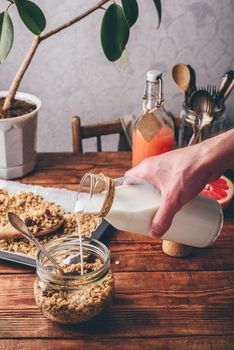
[190,89,211,114]
[7,212,64,274]
[189,89,214,145]
[172,63,191,94]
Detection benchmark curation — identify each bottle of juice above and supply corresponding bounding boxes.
[132,70,174,167]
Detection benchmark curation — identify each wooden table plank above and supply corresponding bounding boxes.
[1,223,234,274]
[0,271,233,338]
[0,307,233,339]
[20,152,131,185]
[1,271,234,308]
[1,337,234,350]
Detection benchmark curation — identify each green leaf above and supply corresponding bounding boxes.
[101,3,130,62]
[0,11,14,63]
[121,0,139,27]
[15,0,46,35]
[152,0,161,29]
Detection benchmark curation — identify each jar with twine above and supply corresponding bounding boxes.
[75,173,223,257]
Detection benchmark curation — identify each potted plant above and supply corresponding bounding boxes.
[0,0,161,179]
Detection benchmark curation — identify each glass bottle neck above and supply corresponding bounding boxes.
[144,80,164,110]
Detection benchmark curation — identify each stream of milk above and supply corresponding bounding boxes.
[75,213,84,275]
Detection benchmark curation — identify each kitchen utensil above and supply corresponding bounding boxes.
[184,65,197,107]
[223,78,234,102]
[172,63,191,93]
[190,89,212,114]
[62,253,90,265]
[178,106,199,147]
[207,84,218,100]
[7,212,64,274]
[188,116,200,146]
[216,71,234,106]
[187,65,197,91]
[0,217,64,240]
[189,89,215,145]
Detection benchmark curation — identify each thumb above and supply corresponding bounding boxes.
[150,195,176,238]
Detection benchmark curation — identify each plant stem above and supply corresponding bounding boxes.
[2,36,40,113]
[2,0,110,116]
[40,0,110,41]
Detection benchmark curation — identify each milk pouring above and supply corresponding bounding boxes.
[75,173,223,248]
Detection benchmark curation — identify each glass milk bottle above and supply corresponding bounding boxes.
[75,173,223,248]
[132,70,174,167]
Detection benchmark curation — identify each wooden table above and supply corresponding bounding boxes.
[0,152,234,350]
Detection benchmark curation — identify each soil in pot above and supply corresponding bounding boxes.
[0,98,36,119]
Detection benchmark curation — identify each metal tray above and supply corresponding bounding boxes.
[0,180,111,268]
[0,219,110,268]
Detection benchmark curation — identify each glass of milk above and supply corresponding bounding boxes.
[75,173,223,248]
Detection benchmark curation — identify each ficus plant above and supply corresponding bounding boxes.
[0,0,161,118]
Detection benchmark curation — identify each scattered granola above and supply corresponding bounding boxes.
[0,190,64,230]
[64,213,101,237]
[0,190,101,257]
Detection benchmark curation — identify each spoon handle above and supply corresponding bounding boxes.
[188,115,200,146]
[217,71,234,105]
[7,212,64,274]
[223,78,234,102]
[188,130,200,146]
[29,235,64,274]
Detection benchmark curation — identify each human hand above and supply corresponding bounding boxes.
[125,143,222,238]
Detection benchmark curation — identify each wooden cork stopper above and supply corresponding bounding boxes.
[162,240,194,258]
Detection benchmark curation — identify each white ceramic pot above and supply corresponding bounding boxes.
[0,91,41,179]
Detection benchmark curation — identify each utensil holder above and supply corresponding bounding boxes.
[178,105,226,147]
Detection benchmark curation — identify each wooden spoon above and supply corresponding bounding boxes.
[0,217,64,240]
[172,63,191,93]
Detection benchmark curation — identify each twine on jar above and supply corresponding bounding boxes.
[92,174,115,218]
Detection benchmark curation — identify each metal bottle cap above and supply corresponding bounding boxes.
[147,70,162,82]
[143,70,163,107]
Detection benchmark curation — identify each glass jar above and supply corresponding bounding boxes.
[34,236,114,324]
[207,107,227,138]
[179,104,226,147]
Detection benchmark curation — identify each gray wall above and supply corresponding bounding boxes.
[1,0,234,151]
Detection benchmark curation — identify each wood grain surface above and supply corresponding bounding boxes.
[0,152,233,350]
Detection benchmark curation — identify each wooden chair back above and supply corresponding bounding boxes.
[72,116,129,153]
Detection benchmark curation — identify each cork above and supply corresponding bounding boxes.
[162,240,193,257]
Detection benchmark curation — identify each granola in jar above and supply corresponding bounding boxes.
[34,237,114,324]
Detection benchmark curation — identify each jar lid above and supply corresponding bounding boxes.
[147,70,162,82]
